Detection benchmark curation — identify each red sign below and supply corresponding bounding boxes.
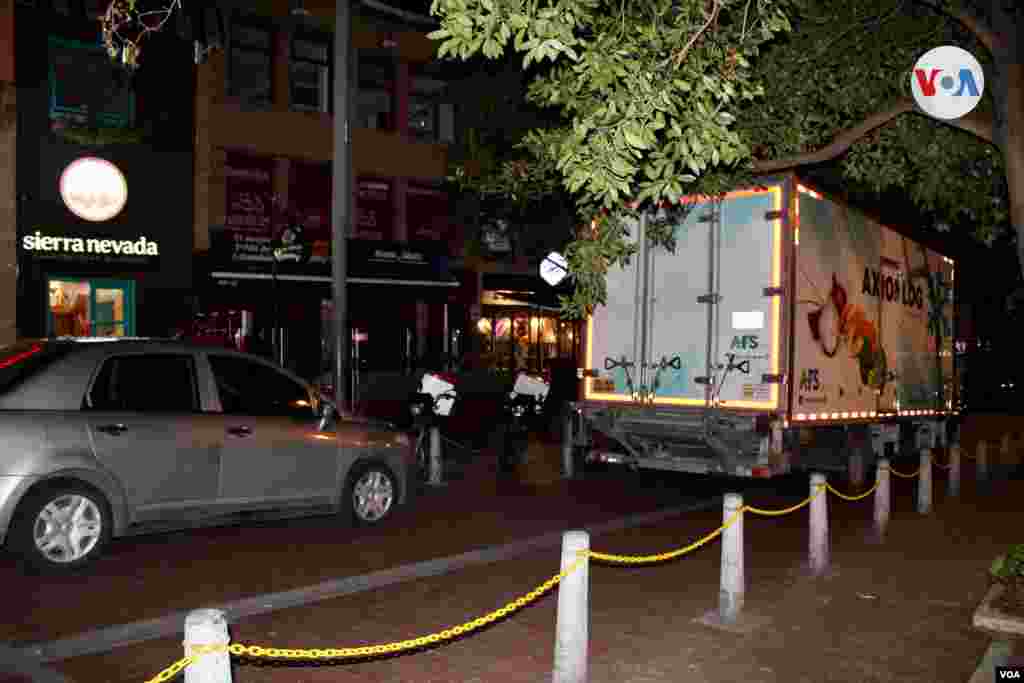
[289,161,332,263]
[407,185,452,245]
[355,179,391,240]
[223,153,274,263]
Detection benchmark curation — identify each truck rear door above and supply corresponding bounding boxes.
[583,217,644,401]
[646,187,785,411]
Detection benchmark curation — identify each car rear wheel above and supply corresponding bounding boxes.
[11,483,111,574]
[346,464,398,526]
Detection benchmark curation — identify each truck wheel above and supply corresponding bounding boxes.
[10,482,112,574]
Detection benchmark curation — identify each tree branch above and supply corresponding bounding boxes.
[752,97,994,173]
[674,0,721,68]
[912,0,1001,53]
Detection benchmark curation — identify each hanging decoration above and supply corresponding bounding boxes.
[100,0,183,70]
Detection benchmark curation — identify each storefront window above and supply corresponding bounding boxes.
[48,278,134,337]
[476,305,580,372]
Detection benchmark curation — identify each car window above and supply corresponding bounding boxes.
[207,355,313,416]
[88,354,199,412]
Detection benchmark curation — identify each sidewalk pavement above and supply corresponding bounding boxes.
[46,453,1018,683]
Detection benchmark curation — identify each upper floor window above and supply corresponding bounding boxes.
[48,36,135,129]
[356,55,393,131]
[409,72,454,144]
[228,17,273,108]
[290,33,331,113]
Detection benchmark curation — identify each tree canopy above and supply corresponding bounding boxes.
[428,0,1023,319]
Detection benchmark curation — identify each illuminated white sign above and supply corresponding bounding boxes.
[22,231,159,256]
[732,311,765,330]
[59,157,128,222]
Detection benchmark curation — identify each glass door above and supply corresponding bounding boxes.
[47,277,135,337]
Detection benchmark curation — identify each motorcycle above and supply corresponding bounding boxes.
[498,372,550,471]
[409,371,458,480]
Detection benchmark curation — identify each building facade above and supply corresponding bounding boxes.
[13,1,195,341]
[191,0,578,399]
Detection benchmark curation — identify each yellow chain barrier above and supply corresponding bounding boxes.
[825,480,880,501]
[888,464,922,479]
[144,552,588,683]
[143,477,889,682]
[744,485,824,516]
[587,506,744,565]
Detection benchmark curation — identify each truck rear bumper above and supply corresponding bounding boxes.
[584,450,786,478]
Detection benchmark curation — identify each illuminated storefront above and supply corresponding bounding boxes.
[15,13,194,339]
[475,276,580,374]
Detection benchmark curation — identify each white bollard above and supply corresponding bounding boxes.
[427,425,444,486]
[808,473,829,576]
[552,530,589,683]
[917,449,932,515]
[977,441,989,484]
[719,493,745,624]
[873,458,891,542]
[948,445,961,498]
[562,407,575,479]
[184,609,232,683]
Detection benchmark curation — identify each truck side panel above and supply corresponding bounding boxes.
[790,184,955,421]
[791,185,881,417]
[877,231,956,412]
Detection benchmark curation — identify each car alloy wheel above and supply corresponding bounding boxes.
[13,484,111,573]
[33,493,104,564]
[350,466,396,525]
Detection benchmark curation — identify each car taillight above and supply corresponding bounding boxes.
[0,344,42,369]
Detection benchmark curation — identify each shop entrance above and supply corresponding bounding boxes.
[47,277,135,337]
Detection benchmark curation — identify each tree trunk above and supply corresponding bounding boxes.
[1004,62,1024,280]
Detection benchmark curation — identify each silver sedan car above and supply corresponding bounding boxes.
[0,338,416,573]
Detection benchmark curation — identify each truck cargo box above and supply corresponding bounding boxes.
[574,174,956,476]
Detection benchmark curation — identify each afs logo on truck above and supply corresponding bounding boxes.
[910,45,984,121]
[730,335,759,350]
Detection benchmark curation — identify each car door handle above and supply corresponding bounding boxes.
[95,423,128,435]
[227,426,253,437]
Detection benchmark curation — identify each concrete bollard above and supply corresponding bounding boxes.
[552,530,589,683]
[427,426,444,486]
[977,441,989,484]
[184,609,232,683]
[719,493,745,623]
[873,458,891,542]
[562,407,575,479]
[808,473,829,576]
[917,449,932,515]
[948,445,961,498]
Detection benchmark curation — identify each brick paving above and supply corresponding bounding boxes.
[43,455,1022,683]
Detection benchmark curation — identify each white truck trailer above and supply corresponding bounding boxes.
[570,174,957,478]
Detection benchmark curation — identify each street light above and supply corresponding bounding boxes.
[539,251,569,287]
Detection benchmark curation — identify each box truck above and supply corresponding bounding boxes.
[571,174,957,478]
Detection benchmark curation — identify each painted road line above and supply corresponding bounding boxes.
[15,497,720,665]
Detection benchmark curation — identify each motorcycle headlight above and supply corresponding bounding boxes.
[410,403,423,416]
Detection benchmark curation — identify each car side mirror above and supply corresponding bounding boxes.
[317,401,337,431]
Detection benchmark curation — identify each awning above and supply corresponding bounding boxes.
[481,272,572,311]
[205,240,460,288]
[209,271,459,287]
